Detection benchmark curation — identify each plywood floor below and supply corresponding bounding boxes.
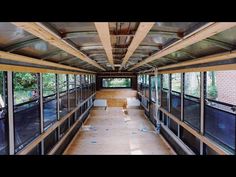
[64,107,175,155]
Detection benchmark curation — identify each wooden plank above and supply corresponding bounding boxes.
[95,89,137,107]
[128,22,236,71]
[12,22,105,71]
[64,107,174,155]
[0,50,96,74]
[0,63,93,75]
[120,22,154,70]
[94,22,114,70]
[159,64,236,74]
[159,50,236,71]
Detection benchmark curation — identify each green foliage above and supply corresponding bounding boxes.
[43,73,56,96]
[208,85,218,99]
[14,72,37,91]
[103,78,131,87]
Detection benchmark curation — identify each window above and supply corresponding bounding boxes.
[69,74,76,111]
[27,143,41,155]
[141,75,145,95]
[60,119,69,137]
[161,74,169,111]
[44,129,58,154]
[81,75,86,101]
[58,74,68,118]
[184,72,200,130]
[203,144,218,155]
[13,72,40,152]
[180,127,200,154]
[150,76,156,102]
[69,113,76,126]
[205,70,236,152]
[102,78,131,88]
[168,118,178,136]
[146,75,149,85]
[144,75,149,98]
[170,73,181,119]
[76,75,82,105]
[0,71,8,154]
[43,73,57,129]
[157,75,161,106]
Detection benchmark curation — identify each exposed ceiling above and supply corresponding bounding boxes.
[0,22,236,73]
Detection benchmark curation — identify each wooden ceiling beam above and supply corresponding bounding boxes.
[0,50,95,73]
[12,22,105,71]
[94,22,115,70]
[158,49,236,71]
[119,22,154,70]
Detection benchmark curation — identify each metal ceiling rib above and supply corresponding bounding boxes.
[95,22,115,70]
[128,22,236,71]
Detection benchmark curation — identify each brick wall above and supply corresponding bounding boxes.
[216,70,236,105]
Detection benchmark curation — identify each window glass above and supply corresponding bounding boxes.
[43,73,57,129]
[161,74,169,110]
[69,74,76,111]
[151,76,156,102]
[146,75,149,85]
[13,72,40,152]
[203,144,218,155]
[0,71,8,154]
[144,75,149,98]
[44,129,58,154]
[58,74,68,118]
[205,70,236,152]
[180,127,200,154]
[76,75,81,104]
[157,75,161,105]
[102,78,131,88]
[171,73,181,119]
[171,73,181,92]
[60,119,69,137]
[184,72,200,130]
[168,118,178,136]
[184,72,200,97]
[162,74,169,89]
[27,143,41,155]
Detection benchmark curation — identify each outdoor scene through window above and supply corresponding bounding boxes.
[102,78,131,88]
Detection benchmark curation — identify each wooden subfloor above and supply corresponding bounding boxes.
[64,107,175,155]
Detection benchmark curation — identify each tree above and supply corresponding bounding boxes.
[208,71,217,99]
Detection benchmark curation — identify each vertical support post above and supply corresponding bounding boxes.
[200,72,205,155]
[167,74,171,127]
[39,73,44,155]
[56,74,60,138]
[80,75,83,113]
[155,68,161,134]
[7,71,14,155]
[67,74,70,128]
[148,74,151,117]
[67,74,70,112]
[179,73,184,137]
[74,74,77,120]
